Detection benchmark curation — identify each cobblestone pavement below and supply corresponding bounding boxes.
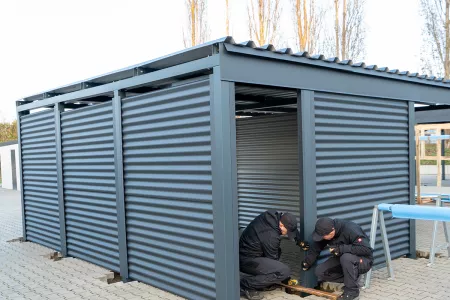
[305,257,450,300]
[0,189,184,300]
[1,188,450,300]
[416,207,449,259]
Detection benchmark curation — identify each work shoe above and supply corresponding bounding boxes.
[287,279,299,286]
[240,288,264,300]
[338,292,359,300]
[281,277,300,286]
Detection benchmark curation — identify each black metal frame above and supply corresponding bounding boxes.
[16,37,443,299]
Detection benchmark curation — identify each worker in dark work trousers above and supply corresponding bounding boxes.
[239,210,310,300]
[302,217,373,300]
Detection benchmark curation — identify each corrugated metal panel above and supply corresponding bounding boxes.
[122,79,216,300]
[61,102,119,272]
[236,113,300,228]
[314,92,410,265]
[20,110,60,250]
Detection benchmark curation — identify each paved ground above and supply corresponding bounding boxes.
[420,175,450,187]
[0,189,185,300]
[1,188,450,300]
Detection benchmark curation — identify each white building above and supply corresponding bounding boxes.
[0,141,20,190]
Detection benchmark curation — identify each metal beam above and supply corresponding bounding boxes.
[54,103,67,256]
[416,108,450,124]
[133,67,158,76]
[60,103,90,109]
[235,94,296,103]
[44,92,62,98]
[235,112,261,117]
[75,96,113,103]
[80,82,102,89]
[408,102,417,259]
[16,104,29,240]
[221,52,450,105]
[235,99,297,111]
[17,55,220,112]
[239,108,296,114]
[298,90,318,288]
[112,90,129,281]
[125,86,167,94]
[210,69,240,300]
[415,104,450,111]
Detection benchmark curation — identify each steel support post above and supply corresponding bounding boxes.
[210,68,239,300]
[55,103,67,256]
[112,90,129,281]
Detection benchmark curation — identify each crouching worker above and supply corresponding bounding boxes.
[302,217,374,300]
[239,210,310,300]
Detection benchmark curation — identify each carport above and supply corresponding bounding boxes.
[15,37,450,300]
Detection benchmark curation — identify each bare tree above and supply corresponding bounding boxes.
[420,0,450,78]
[183,0,210,48]
[291,0,325,53]
[226,0,230,36]
[334,0,340,57]
[247,0,282,46]
[327,0,366,60]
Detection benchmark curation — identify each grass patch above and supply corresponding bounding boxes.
[421,143,450,165]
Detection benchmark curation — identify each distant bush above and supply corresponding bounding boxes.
[0,120,17,143]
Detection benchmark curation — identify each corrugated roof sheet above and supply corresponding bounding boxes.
[20,36,450,102]
[222,37,450,85]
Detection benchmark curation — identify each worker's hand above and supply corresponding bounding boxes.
[329,247,340,257]
[302,261,310,271]
[298,240,310,251]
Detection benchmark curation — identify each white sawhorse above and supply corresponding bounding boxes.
[428,196,450,266]
[363,205,394,289]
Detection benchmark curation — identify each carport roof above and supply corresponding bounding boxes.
[19,36,450,103]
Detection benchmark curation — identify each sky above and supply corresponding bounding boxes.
[0,0,422,122]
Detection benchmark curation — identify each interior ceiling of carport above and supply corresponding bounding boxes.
[235,84,298,117]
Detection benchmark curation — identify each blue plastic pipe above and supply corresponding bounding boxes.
[378,203,450,222]
[378,203,393,212]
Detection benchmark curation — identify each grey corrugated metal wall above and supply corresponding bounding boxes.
[60,103,120,272]
[314,92,410,265]
[20,110,60,251]
[236,113,300,228]
[122,79,217,300]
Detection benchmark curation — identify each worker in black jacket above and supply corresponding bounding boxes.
[239,210,310,300]
[302,217,373,300]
